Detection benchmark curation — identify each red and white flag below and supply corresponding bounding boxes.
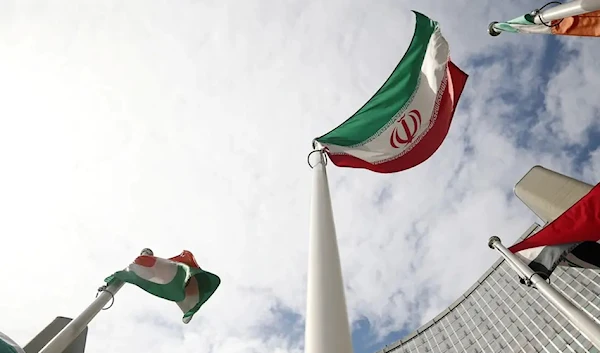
[509,184,600,279]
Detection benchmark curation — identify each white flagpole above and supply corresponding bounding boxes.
[488,237,600,349]
[38,248,154,353]
[488,0,600,36]
[305,148,354,353]
[532,0,600,23]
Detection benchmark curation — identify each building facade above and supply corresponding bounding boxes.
[377,167,600,353]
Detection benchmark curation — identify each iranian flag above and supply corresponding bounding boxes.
[0,331,24,353]
[509,183,600,279]
[314,11,468,173]
[107,250,220,324]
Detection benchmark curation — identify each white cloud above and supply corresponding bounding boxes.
[541,37,600,146]
[1,1,599,353]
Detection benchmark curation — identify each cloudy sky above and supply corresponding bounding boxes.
[1,1,599,353]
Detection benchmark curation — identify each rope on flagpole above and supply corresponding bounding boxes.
[533,1,565,27]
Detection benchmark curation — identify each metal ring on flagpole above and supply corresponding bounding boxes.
[307,149,328,169]
[96,285,115,310]
[533,1,564,27]
[526,272,552,287]
[488,22,501,36]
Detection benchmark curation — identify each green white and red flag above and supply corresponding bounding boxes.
[314,11,467,173]
[106,250,220,324]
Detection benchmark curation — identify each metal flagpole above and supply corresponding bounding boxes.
[305,148,353,353]
[488,0,600,36]
[532,0,600,23]
[38,248,154,353]
[488,236,600,349]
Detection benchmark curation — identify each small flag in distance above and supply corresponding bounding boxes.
[106,250,221,324]
[509,184,600,279]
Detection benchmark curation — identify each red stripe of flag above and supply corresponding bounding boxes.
[509,183,600,254]
[326,60,468,173]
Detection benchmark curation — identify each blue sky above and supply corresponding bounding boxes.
[353,318,408,353]
[1,1,600,353]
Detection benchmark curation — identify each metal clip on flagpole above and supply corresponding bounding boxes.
[305,146,354,353]
[38,248,154,353]
[488,237,600,349]
[488,0,600,36]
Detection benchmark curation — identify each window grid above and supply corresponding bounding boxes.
[408,334,419,353]
[498,265,590,352]
[496,266,579,352]
[553,276,600,325]
[561,268,600,301]
[441,314,465,352]
[515,290,587,351]
[488,268,555,352]
[386,264,600,353]
[471,284,517,352]
[424,326,438,352]
[456,300,490,352]
[502,268,561,352]
[553,270,600,324]
[426,323,442,353]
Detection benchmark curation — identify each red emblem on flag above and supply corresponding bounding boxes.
[389,109,422,148]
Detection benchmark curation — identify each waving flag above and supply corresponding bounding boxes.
[509,184,600,279]
[314,11,467,173]
[493,11,600,37]
[107,250,221,323]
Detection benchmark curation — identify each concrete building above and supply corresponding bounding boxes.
[376,166,600,353]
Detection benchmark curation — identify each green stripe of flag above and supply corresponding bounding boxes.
[108,264,191,302]
[181,269,221,323]
[316,11,437,147]
[493,14,537,33]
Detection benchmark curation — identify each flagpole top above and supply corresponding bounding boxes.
[141,248,154,256]
[488,22,501,36]
[488,236,501,248]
